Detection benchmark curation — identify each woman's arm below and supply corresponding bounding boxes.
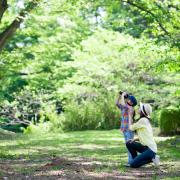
[127,137,139,143]
[129,118,146,131]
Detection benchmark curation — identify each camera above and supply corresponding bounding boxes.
[119,91,129,99]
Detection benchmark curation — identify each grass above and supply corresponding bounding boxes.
[0,129,179,179]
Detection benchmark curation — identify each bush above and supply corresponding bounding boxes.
[96,96,120,130]
[159,107,180,135]
[24,105,65,134]
[24,122,51,134]
[24,94,120,133]
[63,101,104,131]
[62,97,119,131]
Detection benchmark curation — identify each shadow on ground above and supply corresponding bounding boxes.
[0,157,180,180]
[0,131,179,179]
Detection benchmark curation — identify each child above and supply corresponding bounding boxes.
[126,103,160,168]
[116,91,137,166]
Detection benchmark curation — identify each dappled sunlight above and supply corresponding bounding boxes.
[35,170,64,177]
[0,0,179,178]
[90,137,124,142]
[155,136,173,142]
[78,144,106,150]
[0,130,179,179]
[0,140,21,147]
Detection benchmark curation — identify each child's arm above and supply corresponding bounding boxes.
[116,92,127,109]
[115,95,122,109]
[121,92,126,106]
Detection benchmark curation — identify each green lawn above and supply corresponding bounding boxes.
[0,130,179,179]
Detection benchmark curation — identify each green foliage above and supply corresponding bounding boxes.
[1,28,179,133]
[71,0,180,47]
[160,107,180,135]
[62,97,119,131]
[0,0,179,133]
[63,101,104,130]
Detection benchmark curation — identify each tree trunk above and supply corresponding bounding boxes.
[0,15,24,51]
[0,0,41,52]
[0,0,8,23]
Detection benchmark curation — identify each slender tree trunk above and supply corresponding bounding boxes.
[0,0,8,23]
[0,0,41,52]
[0,15,24,51]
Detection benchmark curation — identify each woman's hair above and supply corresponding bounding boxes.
[136,110,151,121]
[132,110,136,121]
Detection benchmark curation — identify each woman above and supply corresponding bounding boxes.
[126,102,160,168]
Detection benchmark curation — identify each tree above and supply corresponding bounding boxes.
[120,0,180,47]
[70,0,179,47]
[0,0,42,51]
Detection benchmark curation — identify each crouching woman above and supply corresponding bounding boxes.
[126,103,159,168]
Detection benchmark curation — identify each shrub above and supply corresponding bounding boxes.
[62,96,119,131]
[24,105,64,134]
[96,96,119,130]
[159,107,180,135]
[24,123,50,134]
[63,101,104,131]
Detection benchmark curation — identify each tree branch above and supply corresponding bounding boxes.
[0,110,31,126]
[168,4,180,11]
[0,0,41,51]
[10,70,44,76]
[1,120,30,126]
[121,0,170,36]
[0,70,46,81]
[0,0,8,23]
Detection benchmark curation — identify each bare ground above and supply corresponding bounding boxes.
[0,157,179,180]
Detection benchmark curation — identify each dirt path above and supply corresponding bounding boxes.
[0,157,179,180]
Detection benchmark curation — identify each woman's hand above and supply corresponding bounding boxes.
[127,139,135,143]
[127,138,139,143]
